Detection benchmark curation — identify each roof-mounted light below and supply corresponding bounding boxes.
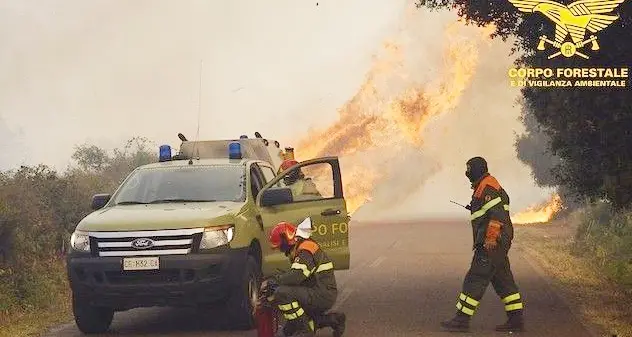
[240,135,248,139]
[159,145,172,162]
[229,142,242,159]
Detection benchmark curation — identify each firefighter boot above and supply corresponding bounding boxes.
[291,315,316,337]
[495,310,524,332]
[440,312,470,332]
[276,320,298,337]
[316,312,346,337]
[330,312,346,337]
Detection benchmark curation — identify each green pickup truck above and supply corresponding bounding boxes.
[66,134,351,333]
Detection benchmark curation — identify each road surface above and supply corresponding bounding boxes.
[45,220,599,337]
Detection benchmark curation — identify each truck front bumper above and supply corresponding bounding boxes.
[66,248,248,310]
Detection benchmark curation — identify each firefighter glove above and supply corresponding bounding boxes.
[484,220,502,251]
[260,278,279,296]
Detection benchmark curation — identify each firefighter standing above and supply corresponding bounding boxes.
[261,219,345,337]
[441,157,525,332]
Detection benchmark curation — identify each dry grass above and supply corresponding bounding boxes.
[0,305,72,337]
[0,262,72,337]
[515,214,632,337]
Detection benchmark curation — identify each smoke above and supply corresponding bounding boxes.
[0,1,555,220]
[514,100,583,212]
[515,99,561,188]
[296,8,554,221]
[0,116,30,171]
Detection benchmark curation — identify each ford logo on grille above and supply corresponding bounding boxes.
[131,238,155,249]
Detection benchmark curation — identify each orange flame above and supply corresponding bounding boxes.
[292,20,493,214]
[511,193,563,224]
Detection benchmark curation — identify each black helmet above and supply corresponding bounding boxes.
[466,157,488,184]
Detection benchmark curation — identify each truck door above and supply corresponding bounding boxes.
[256,157,350,276]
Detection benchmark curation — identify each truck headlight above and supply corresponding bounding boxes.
[199,225,234,250]
[70,230,91,252]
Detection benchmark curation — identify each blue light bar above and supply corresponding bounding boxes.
[229,142,242,159]
[159,145,171,162]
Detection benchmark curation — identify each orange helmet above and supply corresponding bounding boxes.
[280,160,299,171]
[269,222,298,250]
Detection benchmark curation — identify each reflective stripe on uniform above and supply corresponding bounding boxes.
[459,293,480,307]
[501,293,520,303]
[278,301,300,311]
[471,197,502,220]
[505,303,524,311]
[456,302,475,316]
[284,307,305,320]
[504,204,509,211]
[316,262,334,273]
[291,262,312,277]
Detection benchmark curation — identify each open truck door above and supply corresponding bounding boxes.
[256,157,350,276]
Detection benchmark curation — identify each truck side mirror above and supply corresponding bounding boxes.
[91,194,111,210]
[260,188,293,207]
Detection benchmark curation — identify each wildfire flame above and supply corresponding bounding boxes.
[511,193,563,224]
[291,18,490,214]
[282,14,560,219]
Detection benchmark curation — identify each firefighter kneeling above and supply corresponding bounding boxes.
[260,219,346,337]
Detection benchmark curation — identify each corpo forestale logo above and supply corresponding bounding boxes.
[506,0,629,88]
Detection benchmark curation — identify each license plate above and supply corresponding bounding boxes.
[123,257,159,271]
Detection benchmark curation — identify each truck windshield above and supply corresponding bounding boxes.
[112,165,246,204]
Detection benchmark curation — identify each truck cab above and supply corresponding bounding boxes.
[65,133,351,334]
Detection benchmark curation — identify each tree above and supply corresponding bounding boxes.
[417,0,632,209]
[71,144,109,172]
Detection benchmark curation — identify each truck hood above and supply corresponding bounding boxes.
[76,201,245,232]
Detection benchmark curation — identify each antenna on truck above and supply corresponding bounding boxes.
[189,59,203,165]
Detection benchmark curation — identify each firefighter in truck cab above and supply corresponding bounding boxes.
[259,218,345,337]
[278,159,321,201]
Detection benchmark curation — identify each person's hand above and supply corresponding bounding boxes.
[255,296,264,309]
[260,278,278,295]
[484,220,502,251]
[465,204,471,211]
[260,279,270,294]
[484,237,498,251]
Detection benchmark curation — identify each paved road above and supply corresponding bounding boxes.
[46,220,598,337]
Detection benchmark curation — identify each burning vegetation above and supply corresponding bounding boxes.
[288,16,563,220]
[292,19,488,215]
[511,193,563,224]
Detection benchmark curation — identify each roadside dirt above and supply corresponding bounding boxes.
[515,217,632,337]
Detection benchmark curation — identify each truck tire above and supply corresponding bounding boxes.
[226,255,261,330]
[72,295,114,334]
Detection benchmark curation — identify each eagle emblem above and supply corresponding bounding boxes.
[507,0,624,59]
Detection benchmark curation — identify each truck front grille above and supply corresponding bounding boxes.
[104,269,183,285]
[90,228,204,257]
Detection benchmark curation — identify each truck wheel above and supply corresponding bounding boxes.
[72,295,114,334]
[226,255,261,330]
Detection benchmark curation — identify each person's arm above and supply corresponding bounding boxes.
[273,249,316,286]
[475,187,505,250]
[303,178,322,196]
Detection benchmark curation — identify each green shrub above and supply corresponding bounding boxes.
[574,202,632,286]
[0,137,156,325]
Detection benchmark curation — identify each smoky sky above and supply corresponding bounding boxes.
[0,0,554,217]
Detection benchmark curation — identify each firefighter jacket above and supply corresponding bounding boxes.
[289,178,322,201]
[469,173,514,249]
[273,238,337,298]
